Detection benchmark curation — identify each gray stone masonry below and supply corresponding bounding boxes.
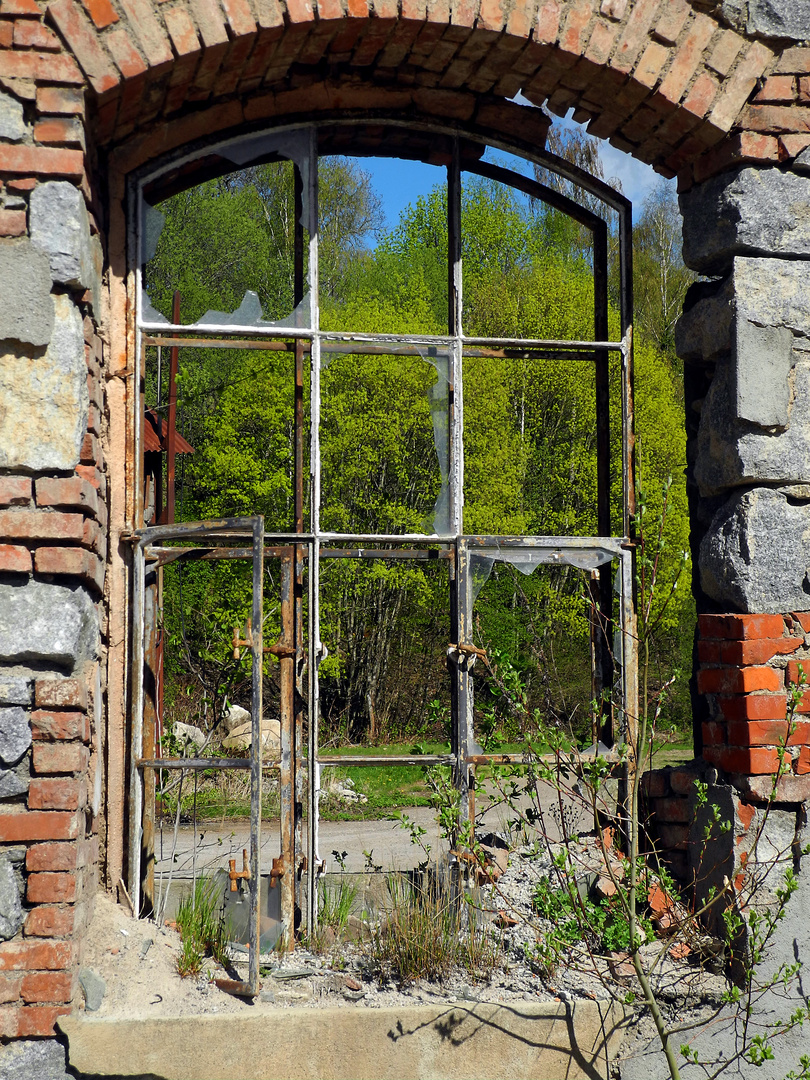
[720,0,810,41]
[681,167,810,275]
[0,581,98,671]
[0,90,28,143]
[0,706,31,766]
[30,181,102,315]
[0,242,54,347]
[0,291,89,471]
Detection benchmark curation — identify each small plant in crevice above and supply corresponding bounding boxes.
[308,850,360,953]
[175,876,230,978]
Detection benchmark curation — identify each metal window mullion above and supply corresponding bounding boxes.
[448,139,463,536]
[128,542,146,917]
[248,516,264,995]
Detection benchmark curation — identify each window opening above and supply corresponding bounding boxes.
[127,121,637,988]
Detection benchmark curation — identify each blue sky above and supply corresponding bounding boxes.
[361,108,666,231]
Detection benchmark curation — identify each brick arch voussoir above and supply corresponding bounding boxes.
[40,0,808,186]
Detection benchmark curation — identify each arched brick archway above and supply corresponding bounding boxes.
[2,0,810,1044]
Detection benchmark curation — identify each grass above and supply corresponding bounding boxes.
[175,875,231,977]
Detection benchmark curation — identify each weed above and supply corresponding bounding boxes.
[308,871,360,953]
[175,875,230,977]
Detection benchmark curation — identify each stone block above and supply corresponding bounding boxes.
[722,0,810,40]
[0,293,89,471]
[699,487,810,613]
[0,581,98,671]
[29,182,101,312]
[674,277,733,363]
[681,167,810,274]
[0,1038,71,1080]
[0,707,30,766]
[0,242,54,348]
[0,860,22,943]
[0,761,29,799]
[0,91,28,143]
[735,320,793,428]
[0,676,31,706]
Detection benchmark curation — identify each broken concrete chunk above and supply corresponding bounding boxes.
[0,581,98,670]
[0,706,30,766]
[681,168,810,274]
[0,856,23,940]
[0,241,54,348]
[699,487,810,613]
[0,292,89,470]
[78,968,105,1012]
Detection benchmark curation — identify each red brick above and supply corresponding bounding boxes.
[26,872,77,904]
[699,614,786,641]
[641,769,668,797]
[793,613,810,634]
[558,0,592,56]
[17,1004,72,1037]
[28,778,83,811]
[709,40,774,132]
[33,118,83,146]
[26,842,78,872]
[717,695,788,721]
[0,209,26,236]
[652,0,688,46]
[81,0,118,27]
[35,678,87,710]
[719,637,802,666]
[610,0,658,74]
[0,21,12,45]
[6,180,37,192]
[0,974,21,1004]
[697,666,782,695]
[0,49,85,81]
[653,797,691,823]
[702,720,726,746]
[21,970,74,1004]
[753,74,796,104]
[477,0,504,33]
[599,0,625,18]
[220,0,255,34]
[797,746,810,775]
[118,0,173,65]
[0,145,84,178]
[0,510,85,542]
[535,0,561,44]
[775,46,810,74]
[703,745,780,774]
[583,18,615,64]
[35,476,98,515]
[31,709,89,742]
[727,720,790,747]
[0,811,78,843]
[24,906,75,937]
[705,28,742,77]
[697,640,721,664]
[657,824,689,850]
[0,0,42,12]
[47,0,120,93]
[669,769,697,796]
[31,742,89,775]
[781,134,810,157]
[634,40,669,89]
[786,660,810,686]
[0,545,32,573]
[683,71,719,119]
[692,131,781,183]
[12,19,61,47]
[0,941,73,971]
[36,85,84,113]
[100,24,146,77]
[657,12,716,105]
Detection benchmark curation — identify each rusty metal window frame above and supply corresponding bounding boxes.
[128,119,638,959]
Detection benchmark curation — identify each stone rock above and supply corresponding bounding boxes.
[0,675,31,706]
[0,292,89,470]
[681,168,810,274]
[699,487,810,613]
[0,241,54,347]
[223,703,251,733]
[0,761,29,799]
[0,581,98,669]
[0,855,23,940]
[78,967,105,1012]
[674,277,733,364]
[30,182,101,311]
[695,349,810,496]
[736,321,794,429]
[0,90,28,143]
[735,256,810,336]
[221,717,281,752]
[172,721,206,752]
[0,707,30,766]
[721,0,810,39]
[0,1039,71,1080]
[796,147,810,174]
